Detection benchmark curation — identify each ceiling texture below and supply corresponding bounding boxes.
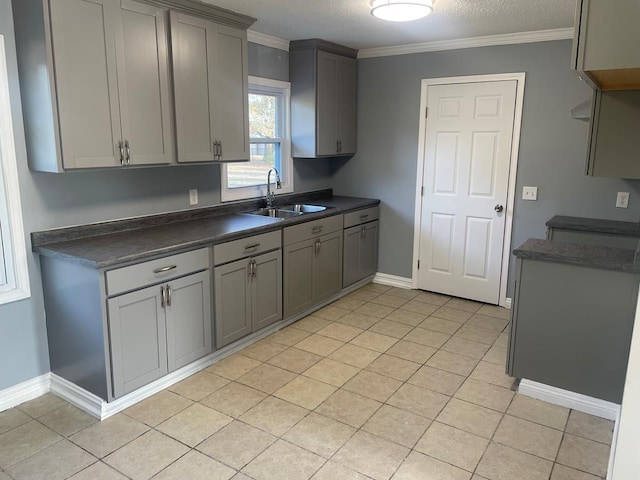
[204,0,577,50]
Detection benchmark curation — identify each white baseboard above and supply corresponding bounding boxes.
[503,297,512,309]
[0,373,51,413]
[518,379,620,421]
[373,273,413,290]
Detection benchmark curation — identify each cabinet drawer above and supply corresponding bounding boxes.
[106,248,209,297]
[213,231,281,266]
[344,206,379,228]
[284,215,343,246]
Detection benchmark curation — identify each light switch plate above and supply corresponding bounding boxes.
[616,192,630,208]
[522,186,538,201]
[189,189,198,206]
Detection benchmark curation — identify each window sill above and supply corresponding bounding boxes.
[0,287,31,307]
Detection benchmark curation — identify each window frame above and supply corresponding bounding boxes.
[0,35,30,305]
[221,76,293,202]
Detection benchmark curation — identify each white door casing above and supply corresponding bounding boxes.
[414,75,525,305]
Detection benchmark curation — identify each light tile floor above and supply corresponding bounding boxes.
[0,283,614,480]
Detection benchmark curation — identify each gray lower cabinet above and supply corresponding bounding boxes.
[283,216,344,318]
[108,269,212,397]
[508,257,639,403]
[214,232,283,348]
[547,226,640,249]
[343,207,380,287]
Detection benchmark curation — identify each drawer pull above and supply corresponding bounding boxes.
[243,243,261,252]
[311,226,324,234]
[359,214,369,221]
[153,265,177,274]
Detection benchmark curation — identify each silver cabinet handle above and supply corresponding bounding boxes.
[494,204,504,213]
[359,214,369,221]
[252,260,257,278]
[311,225,324,234]
[244,243,261,253]
[124,140,131,165]
[314,239,321,256]
[218,141,223,160]
[360,225,366,239]
[153,265,177,274]
[213,141,219,160]
[118,141,124,165]
[166,284,172,307]
[160,285,166,308]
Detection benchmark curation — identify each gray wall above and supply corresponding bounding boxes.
[331,40,640,297]
[0,6,329,391]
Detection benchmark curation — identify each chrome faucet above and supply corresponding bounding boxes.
[266,168,282,208]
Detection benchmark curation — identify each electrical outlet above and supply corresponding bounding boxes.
[616,191,630,209]
[189,189,198,206]
[522,186,538,201]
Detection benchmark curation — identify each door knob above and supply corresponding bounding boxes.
[494,204,504,213]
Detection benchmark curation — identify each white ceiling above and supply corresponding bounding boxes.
[205,0,577,51]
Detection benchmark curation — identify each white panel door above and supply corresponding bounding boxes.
[418,80,517,304]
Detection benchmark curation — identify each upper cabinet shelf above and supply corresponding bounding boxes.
[12,0,254,173]
[290,39,358,158]
[572,0,640,90]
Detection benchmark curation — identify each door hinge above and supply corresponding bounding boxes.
[417,260,420,270]
[425,107,428,118]
[421,186,424,197]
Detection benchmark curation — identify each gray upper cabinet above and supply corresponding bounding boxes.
[171,13,249,163]
[572,0,640,90]
[585,90,640,178]
[12,0,254,172]
[290,40,357,158]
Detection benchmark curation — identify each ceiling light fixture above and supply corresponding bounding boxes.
[370,0,434,22]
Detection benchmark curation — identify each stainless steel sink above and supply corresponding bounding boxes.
[280,204,327,213]
[246,208,303,218]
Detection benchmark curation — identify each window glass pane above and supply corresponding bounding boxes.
[227,143,280,189]
[249,93,277,139]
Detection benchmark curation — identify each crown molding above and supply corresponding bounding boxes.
[247,31,290,51]
[358,27,575,59]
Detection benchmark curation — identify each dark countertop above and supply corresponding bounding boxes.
[546,215,640,237]
[513,238,640,274]
[32,192,380,268]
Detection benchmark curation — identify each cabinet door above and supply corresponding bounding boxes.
[360,221,379,279]
[214,259,252,348]
[214,25,250,162]
[314,231,343,302]
[284,239,316,318]
[49,0,122,169]
[316,51,338,156]
[107,284,167,398]
[343,225,362,288]
[165,271,212,372]
[252,250,283,331]
[115,0,173,165]
[170,12,217,163]
[336,57,357,155]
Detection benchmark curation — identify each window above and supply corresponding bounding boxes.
[0,35,30,305]
[221,77,293,201]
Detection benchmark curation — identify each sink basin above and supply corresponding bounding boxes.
[280,204,327,213]
[246,208,303,218]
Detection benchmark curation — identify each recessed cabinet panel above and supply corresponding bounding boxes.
[171,13,216,163]
[360,221,379,279]
[50,0,122,169]
[316,51,338,156]
[336,57,357,155]
[214,26,250,161]
[117,0,173,165]
[108,285,167,397]
[343,226,361,287]
[165,271,212,371]
[314,231,343,302]
[283,239,315,318]
[343,219,379,288]
[252,250,282,331]
[214,259,252,348]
